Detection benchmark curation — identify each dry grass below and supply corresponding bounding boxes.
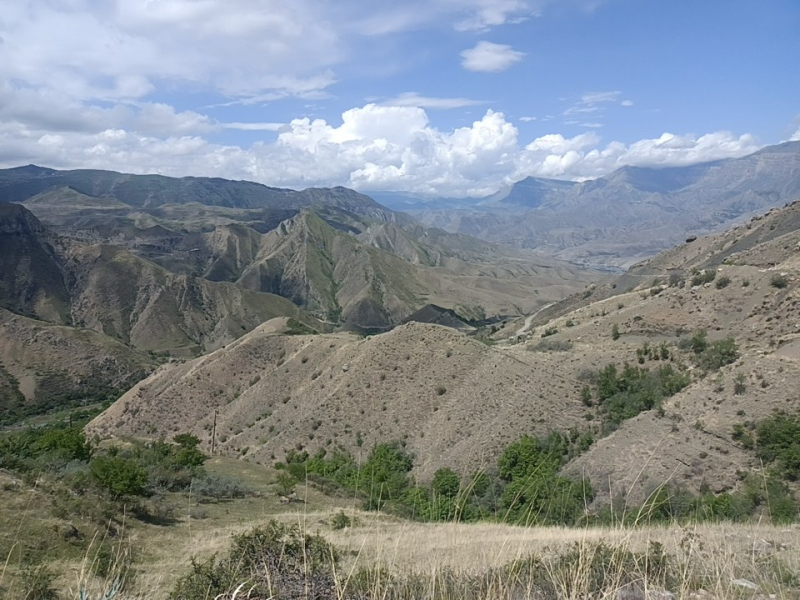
[37,512,800,599]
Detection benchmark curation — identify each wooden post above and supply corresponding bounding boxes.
[211,409,217,456]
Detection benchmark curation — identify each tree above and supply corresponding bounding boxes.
[275,472,297,497]
[90,455,148,498]
[431,468,461,498]
[611,324,620,341]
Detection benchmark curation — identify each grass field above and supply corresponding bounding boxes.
[4,454,798,600]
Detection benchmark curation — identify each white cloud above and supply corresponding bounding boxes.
[519,116,537,122]
[222,122,286,132]
[790,127,800,142]
[461,41,525,72]
[380,92,487,109]
[621,100,634,107]
[580,91,622,105]
[1,0,341,103]
[454,0,531,31]
[0,101,763,198]
[564,90,622,116]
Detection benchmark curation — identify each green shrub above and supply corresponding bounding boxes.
[591,362,690,428]
[611,324,620,340]
[733,373,746,395]
[690,269,717,286]
[715,276,731,289]
[431,468,461,498]
[529,339,573,352]
[770,273,789,289]
[90,455,148,498]
[169,522,337,600]
[696,337,739,371]
[192,474,250,500]
[541,327,558,338]
[331,510,352,530]
[756,413,800,480]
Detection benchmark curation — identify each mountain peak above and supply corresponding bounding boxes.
[0,203,47,235]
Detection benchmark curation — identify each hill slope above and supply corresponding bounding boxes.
[89,199,800,507]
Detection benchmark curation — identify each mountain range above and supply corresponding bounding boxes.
[380,141,800,269]
[0,169,597,422]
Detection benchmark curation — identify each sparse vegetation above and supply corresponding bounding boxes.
[587,362,690,429]
[690,269,717,286]
[285,318,318,335]
[529,339,573,352]
[770,273,790,289]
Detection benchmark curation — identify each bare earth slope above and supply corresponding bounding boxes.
[88,320,591,481]
[0,307,156,420]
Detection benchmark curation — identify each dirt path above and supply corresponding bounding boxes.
[515,302,555,337]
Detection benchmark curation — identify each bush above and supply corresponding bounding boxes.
[331,510,351,530]
[715,276,731,289]
[90,456,148,498]
[690,269,717,286]
[611,324,620,340]
[696,337,739,371]
[770,273,789,289]
[192,474,250,501]
[169,522,338,600]
[733,373,746,395]
[541,327,558,338]
[431,468,461,498]
[591,362,690,428]
[755,413,800,480]
[529,339,573,352]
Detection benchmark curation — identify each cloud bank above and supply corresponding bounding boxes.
[0,99,762,197]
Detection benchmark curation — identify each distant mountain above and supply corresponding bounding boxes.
[0,204,321,355]
[407,141,800,268]
[131,206,598,330]
[0,167,601,331]
[0,165,391,218]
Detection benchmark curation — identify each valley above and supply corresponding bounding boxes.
[1,157,799,599]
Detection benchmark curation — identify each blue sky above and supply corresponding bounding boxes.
[1,0,798,196]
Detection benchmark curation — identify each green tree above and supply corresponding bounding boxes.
[90,455,148,498]
[32,427,92,462]
[431,468,461,498]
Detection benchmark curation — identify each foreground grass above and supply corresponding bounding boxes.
[3,457,799,599]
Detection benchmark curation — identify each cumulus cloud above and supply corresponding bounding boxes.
[0,100,763,198]
[461,41,525,72]
[790,127,800,142]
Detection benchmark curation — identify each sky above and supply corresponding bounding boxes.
[1,0,799,197]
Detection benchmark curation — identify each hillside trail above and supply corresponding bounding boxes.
[514,302,555,337]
